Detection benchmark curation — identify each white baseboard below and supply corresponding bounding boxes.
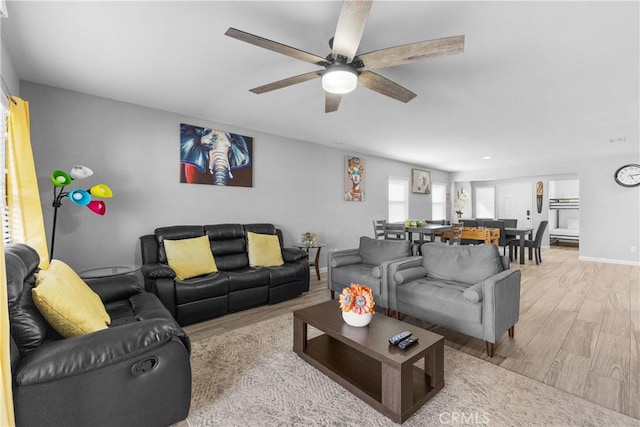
[578,256,640,266]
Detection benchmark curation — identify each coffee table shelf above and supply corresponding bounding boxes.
[294,301,444,423]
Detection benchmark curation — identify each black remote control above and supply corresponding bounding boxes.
[389,331,412,345]
[398,336,419,350]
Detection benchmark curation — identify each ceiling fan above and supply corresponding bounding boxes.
[225,0,464,113]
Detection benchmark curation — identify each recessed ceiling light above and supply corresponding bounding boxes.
[482,156,492,160]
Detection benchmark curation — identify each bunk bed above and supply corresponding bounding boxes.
[549,198,579,244]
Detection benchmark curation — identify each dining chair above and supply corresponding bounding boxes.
[460,219,478,227]
[482,220,516,257]
[449,223,464,245]
[510,220,548,265]
[499,218,518,228]
[372,219,386,240]
[383,223,406,240]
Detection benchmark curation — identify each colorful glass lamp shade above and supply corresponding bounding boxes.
[49,165,113,258]
[87,200,106,215]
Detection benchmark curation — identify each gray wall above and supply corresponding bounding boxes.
[22,82,449,271]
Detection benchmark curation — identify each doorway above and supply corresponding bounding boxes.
[496,182,533,228]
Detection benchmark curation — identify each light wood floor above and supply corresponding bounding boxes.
[183,246,639,420]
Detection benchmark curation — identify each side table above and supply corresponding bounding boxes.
[79,265,140,279]
[293,243,326,280]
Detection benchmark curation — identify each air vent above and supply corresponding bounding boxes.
[609,137,627,144]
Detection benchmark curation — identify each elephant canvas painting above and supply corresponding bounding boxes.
[180,123,253,187]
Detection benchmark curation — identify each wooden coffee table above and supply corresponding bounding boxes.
[293,301,444,423]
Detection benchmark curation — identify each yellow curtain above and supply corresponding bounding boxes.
[0,236,14,427]
[1,101,15,426]
[7,96,49,269]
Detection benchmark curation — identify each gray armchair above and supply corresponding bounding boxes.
[388,242,521,357]
[327,236,412,315]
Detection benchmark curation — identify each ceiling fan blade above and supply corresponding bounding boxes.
[325,93,342,113]
[225,27,329,67]
[356,35,465,71]
[331,0,373,63]
[250,71,321,94]
[358,71,417,103]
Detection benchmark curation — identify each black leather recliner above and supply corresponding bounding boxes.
[6,243,192,427]
[140,223,310,326]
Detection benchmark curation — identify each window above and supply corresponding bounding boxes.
[388,177,408,223]
[475,186,495,218]
[431,183,446,220]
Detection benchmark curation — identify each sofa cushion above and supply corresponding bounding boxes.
[421,242,504,285]
[397,278,482,324]
[330,254,362,268]
[268,262,307,286]
[462,282,483,303]
[204,224,249,271]
[164,236,218,280]
[175,272,229,305]
[330,263,381,296]
[247,232,284,267]
[33,261,111,338]
[227,268,271,292]
[359,236,412,266]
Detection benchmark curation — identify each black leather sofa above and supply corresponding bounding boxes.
[140,223,310,325]
[6,243,192,427]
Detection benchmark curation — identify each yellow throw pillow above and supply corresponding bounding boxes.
[33,260,111,338]
[164,235,218,280]
[247,232,284,267]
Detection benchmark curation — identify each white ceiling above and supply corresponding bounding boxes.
[2,1,638,172]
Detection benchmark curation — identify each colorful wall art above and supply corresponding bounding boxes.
[411,169,431,194]
[180,123,253,187]
[344,156,365,201]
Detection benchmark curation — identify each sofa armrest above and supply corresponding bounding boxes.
[141,263,176,279]
[387,256,423,311]
[15,318,187,385]
[282,247,307,263]
[153,278,178,318]
[482,269,522,342]
[85,274,143,304]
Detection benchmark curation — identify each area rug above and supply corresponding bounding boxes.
[186,314,638,426]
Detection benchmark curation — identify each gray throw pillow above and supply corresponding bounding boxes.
[359,236,412,266]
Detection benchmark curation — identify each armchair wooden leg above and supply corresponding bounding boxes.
[384,308,390,316]
[508,325,515,337]
[394,311,401,320]
[330,290,335,299]
[486,341,495,358]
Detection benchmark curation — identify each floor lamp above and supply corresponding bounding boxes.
[50,165,112,259]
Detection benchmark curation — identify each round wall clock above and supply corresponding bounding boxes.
[614,164,640,187]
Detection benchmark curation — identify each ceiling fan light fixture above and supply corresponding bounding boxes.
[322,64,358,94]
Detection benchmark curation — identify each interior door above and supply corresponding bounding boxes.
[496,182,533,228]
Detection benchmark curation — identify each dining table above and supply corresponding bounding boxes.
[505,227,534,264]
[404,224,452,245]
